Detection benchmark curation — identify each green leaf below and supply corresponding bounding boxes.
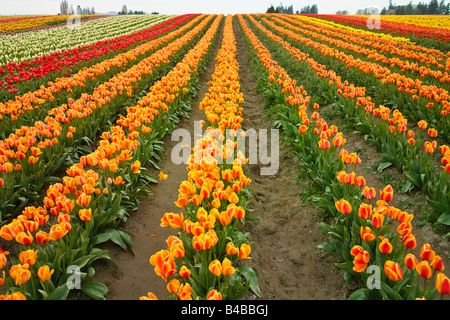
[348,288,368,300]
[380,282,397,300]
[437,212,450,226]
[240,267,261,298]
[317,242,335,253]
[81,281,108,300]
[47,284,70,300]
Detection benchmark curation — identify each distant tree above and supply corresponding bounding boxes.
[91,6,95,14]
[428,0,439,13]
[119,4,128,15]
[336,10,349,14]
[60,0,69,15]
[266,5,276,13]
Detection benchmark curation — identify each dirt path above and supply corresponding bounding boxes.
[233,18,348,300]
[92,24,221,300]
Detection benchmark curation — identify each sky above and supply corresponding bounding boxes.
[0,0,428,16]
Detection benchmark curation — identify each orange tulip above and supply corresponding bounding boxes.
[50,223,68,240]
[9,264,31,286]
[222,257,235,276]
[207,289,222,300]
[149,249,176,281]
[238,243,251,260]
[177,283,193,300]
[37,265,54,282]
[76,193,91,207]
[430,255,444,272]
[363,186,376,200]
[380,185,393,202]
[131,160,141,174]
[436,273,450,295]
[36,230,51,244]
[140,292,158,300]
[416,260,432,278]
[166,279,180,294]
[179,266,191,278]
[351,245,370,272]
[160,212,184,229]
[159,171,168,180]
[384,260,403,282]
[358,203,372,219]
[15,231,34,245]
[371,212,384,228]
[402,233,417,250]
[379,237,393,254]
[19,250,37,265]
[335,199,352,214]
[419,243,435,261]
[209,260,222,277]
[226,242,239,255]
[78,208,92,222]
[404,253,418,270]
[0,248,9,269]
[360,226,375,241]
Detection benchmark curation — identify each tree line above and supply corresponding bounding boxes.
[266,3,318,14]
[380,0,449,15]
[60,0,95,15]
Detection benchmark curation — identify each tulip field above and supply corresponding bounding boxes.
[0,11,449,302]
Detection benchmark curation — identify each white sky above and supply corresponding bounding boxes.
[0,0,429,15]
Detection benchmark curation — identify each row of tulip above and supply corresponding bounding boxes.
[0,15,99,34]
[0,14,172,67]
[261,15,450,143]
[0,15,210,224]
[278,15,449,84]
[0,15,197,132]
[0,13,220,300]
[304,14,450,44]
[252,15,450,226]
[239,13,450,300]
[356,14,450,36]
[142,14,260,301]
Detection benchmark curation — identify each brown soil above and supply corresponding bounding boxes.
[91,16,450,301]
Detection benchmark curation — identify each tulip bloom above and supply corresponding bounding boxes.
[402,233,417,250]
[360,226,375,242]
[222,257,235,276]
[179,266,191,278]
[430,255,444,272]
[404,253,418,270]
[384,260,403,282]
[19,250,37,265]
[358,203,372,219]
[149,250,176,281]
[159,171,168,180]
[78,209,92,222]
[371,212,384,228]
[37,265,54,282]
[160,212,184,229]
[379,237,393,254]
[335,199,352,215]
[209,260,222,277]
[226,242,239,255]
[140,292,158,300]
[238,243,251,260]
[0,248,9,269]
[416,260,432,278]
[419,243,435,261]
[207,289,222,300]
[166,279,180,294]
[177,283,193,300]
[436,273,450,295]
[363,186,376,200]
[380,185,393,202]
[351,246,370,272]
